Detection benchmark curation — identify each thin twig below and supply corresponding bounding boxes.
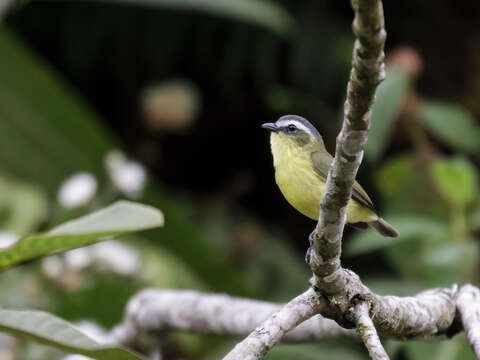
[456,284,480,358]
[354,302,389,360]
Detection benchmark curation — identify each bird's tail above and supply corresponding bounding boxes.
[369,218,399,238]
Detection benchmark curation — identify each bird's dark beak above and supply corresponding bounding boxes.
[261,122,279,132]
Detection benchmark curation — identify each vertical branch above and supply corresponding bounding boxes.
[456,284,480,358]
[222,288,325,360]
[354,302,390,360]
[309,0,386,295]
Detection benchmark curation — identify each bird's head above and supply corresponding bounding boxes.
[262,115,324,151]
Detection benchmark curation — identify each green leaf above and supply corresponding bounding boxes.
[419,101,480,153]
[366,66,410,162]
[0,175,49,235]
[0,308,144,359]
[93,0,295,36]
[0,201,163,270]
[346,216,447,256]
[375,155,415,197]
[431,157,478,207]
[0,27,116,192]
[425,242,479,286]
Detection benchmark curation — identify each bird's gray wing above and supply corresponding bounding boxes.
[310,150,375,212]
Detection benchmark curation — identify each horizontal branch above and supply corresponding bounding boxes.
[108,283,468,350]
[107,288,355,348]
[456,284,480,358]
[354,302,389,360]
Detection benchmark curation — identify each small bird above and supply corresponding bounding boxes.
[262,115,398,238]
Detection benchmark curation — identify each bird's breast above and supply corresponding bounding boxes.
[273,153,324,220]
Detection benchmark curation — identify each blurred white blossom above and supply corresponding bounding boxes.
[93,241,140,275]
[41,256,64,279]
[141,79,200,132]
[58,172,97,208]
[41,241,140,278]
[0,231,19,248]
[64,248,93,270]
[105,150,147,199]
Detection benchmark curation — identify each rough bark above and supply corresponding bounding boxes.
[457,284,480,357]
[222,288,324,360]
[354,302,389,360]
[107,288,355,348]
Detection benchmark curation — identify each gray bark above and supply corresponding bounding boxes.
[354,302,389,360]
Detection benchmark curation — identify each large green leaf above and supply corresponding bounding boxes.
[0,308,143,360]
[0,201,163,269]
[91,0,294,35]
[366,67,410,163]
[419,101,480,153]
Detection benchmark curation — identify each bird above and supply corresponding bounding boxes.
[262,114,398,238]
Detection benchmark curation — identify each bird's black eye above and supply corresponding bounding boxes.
[286,124,297,133]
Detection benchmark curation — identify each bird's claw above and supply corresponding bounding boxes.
[305,230,316,264]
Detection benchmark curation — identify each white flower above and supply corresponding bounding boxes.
[58,172,97,209]
[0,231,19,248]
[93,241,140,276]
[41,256,64,278]
[64,248,93,270]
[105,150,147,199]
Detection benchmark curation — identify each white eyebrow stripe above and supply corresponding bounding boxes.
[276,119,313,134]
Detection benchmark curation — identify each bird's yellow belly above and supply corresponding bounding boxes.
[275,163,376,224]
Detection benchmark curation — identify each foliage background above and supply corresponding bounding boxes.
[1,0,480,359]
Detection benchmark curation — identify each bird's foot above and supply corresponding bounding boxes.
[308,230,315,247]
[305,230,316,264]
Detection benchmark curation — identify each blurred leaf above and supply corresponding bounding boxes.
[406,334,477,360]
[366,67,410,162]
[0,201,163,270]
[431,157,478,207]
[0,308,143,360]
[419,101,480,153]
[425,241,478,286]
[95,0,295,36]
[346,216,447,256]
[0,175,48,235]
[376,155,415,197]
[0,27,115,192]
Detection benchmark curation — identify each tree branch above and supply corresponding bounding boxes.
[456,284,480,358]
[309,0,386,295]
[107,288,355,349]
[354,302,389,360]
[222,288,325,360]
